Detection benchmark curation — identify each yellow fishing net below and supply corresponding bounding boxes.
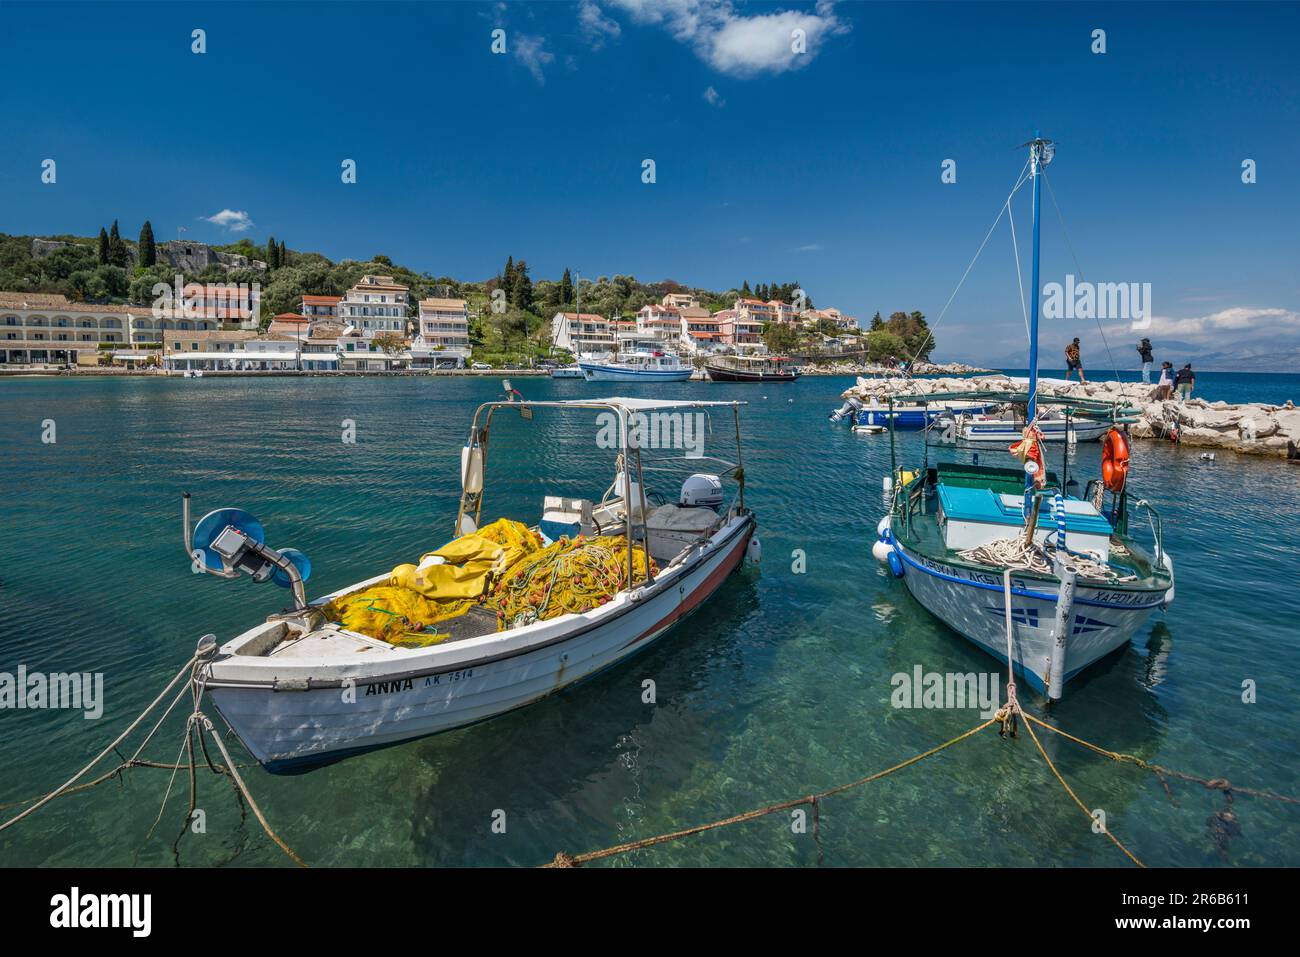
[321,521,659,645]
[489,534,658,630]
[321,519,545,646]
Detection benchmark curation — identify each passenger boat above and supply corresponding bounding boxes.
[704,354,800,382]
[186,397,758,772]
[579,350,692,382]
[872,137,1173,699]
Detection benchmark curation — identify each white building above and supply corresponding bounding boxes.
[411,297,471,368]
[551,312,614,355]
[338,275,409,339]
[635,304,683,347]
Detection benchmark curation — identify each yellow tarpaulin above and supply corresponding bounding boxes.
[321,519,544,645]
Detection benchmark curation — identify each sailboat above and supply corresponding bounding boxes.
[872,137,1174,698]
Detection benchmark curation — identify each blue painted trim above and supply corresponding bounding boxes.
[891,541,1165,610]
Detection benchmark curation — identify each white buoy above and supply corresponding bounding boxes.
[871,539,892,563]
[746,537,762,564]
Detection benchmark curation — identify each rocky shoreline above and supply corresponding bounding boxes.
[839,374,1300,459]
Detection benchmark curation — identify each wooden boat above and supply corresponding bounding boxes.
[872,137,1174,699]
[188,397,758,772]
[704,354,800,382]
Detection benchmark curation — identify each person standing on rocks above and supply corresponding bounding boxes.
[1065,337,1086,382]
[1137,337,1154,383]
[1174,363,1196,401]
[1155,361,1174,400]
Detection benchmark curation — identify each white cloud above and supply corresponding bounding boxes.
[1142,306,1300,342]
[201,209,254,232]
[513,34,555,84]
[795,242,823,252]
[604,0,849,76]
[579,0,622,49]
[702,85,725,107]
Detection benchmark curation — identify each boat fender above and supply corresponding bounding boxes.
[877,516,891,537]
[871,539,892,564]
[746,537,762,564]
[1161,552,1175,608]
[887,550,904,578]
[883,475,893,494]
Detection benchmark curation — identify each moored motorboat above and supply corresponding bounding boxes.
[189,397,758,771]
[854,399,993,430]
[580,351,692,382]
[704,354,800,382]
[550,365,584,378]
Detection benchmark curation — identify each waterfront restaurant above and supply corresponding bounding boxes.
[161,329,257,371]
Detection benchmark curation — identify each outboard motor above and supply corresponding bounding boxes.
[679,473,723,508]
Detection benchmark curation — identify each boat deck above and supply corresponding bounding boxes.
[894,465,1167,587]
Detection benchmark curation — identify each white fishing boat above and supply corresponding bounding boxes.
[872,137,1174,699]
[933,404,1121,444]
[187,397,758,772]
[579,350,693,382]
[550,365,584,378]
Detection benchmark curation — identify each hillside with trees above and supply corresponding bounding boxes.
[0,227,936,364]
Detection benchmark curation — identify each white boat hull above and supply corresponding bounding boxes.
[206,516,754,772]
[892,538,1168,694]
[955,418,1113,443]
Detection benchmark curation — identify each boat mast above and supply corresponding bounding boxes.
[1025,134,1052,502]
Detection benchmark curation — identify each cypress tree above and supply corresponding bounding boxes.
[279,240,287,267]
[267,235,278,269]
[138,221,156,268]
[560,268,573,306]
[97,227,109,266]
[514,260,533,312]
[503,256,515,305]
[108,220,127,267]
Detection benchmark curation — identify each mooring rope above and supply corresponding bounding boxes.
[0,652,200,833]
[958,536,1134,583]
[0,652,306,867]
[545,718,996,867]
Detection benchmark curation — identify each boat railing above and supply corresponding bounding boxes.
[1129,497,1165,564]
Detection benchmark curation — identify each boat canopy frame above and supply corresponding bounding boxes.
[455,397,749,593]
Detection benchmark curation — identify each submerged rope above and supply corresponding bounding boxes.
[546,718,996,867]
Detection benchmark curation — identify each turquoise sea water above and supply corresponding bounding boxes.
[1,374,1298,867]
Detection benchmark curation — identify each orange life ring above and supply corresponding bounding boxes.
[1102,428,1130,493]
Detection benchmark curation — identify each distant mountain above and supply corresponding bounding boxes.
[962,337,1299,374]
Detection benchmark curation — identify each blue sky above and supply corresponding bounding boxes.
[1,1,1297,368]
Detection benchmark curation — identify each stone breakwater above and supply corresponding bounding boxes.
[798,360,993,377]
[840,374,1300,458]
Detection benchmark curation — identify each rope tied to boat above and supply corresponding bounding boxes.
[0,648,308,868]
[958,536,1135,583]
